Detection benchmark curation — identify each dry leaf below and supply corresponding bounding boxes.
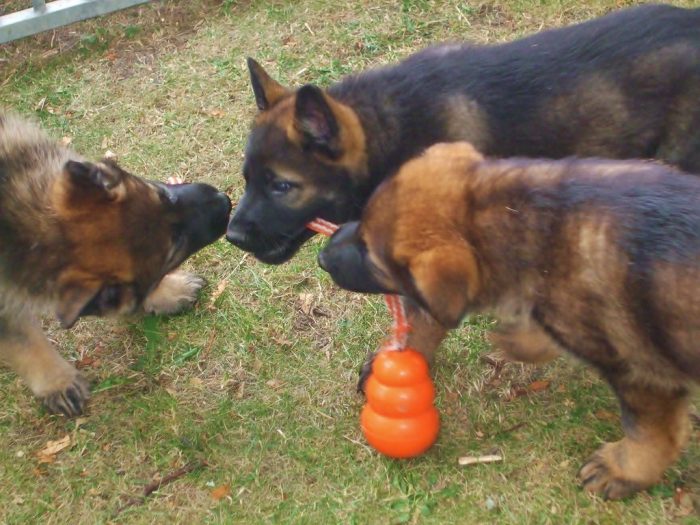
[272,336,292,347]
[207,279,228,310]
[100,137,109,149]
[266,379,283,389]
[209,109,225,118]
[298,293,314,316]
[105,51,118,62]
[674,487,694,517]
[506,386,528,400]
[75,355,97,370]
[60,136,72,146]
[211,483,231,501]
[594,409,617,422]
[528,380,550,393]
[36,434,70,463]
[36,454,56,463]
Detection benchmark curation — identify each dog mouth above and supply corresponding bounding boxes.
[253,228,317,264]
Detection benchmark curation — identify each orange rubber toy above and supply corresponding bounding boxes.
[308,219,440,458]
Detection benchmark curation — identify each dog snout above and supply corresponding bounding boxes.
[317,249,331,272]
[226,220,252,248]
[219,192,233,215]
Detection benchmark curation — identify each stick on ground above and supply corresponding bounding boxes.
[114,460,207,516]
[458,454,503,467]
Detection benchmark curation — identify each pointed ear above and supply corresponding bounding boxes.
[294,84,341,158]
[63,160,123,200]
[408,243,479,329]
[247,57,290,111]
[55,282,100,329]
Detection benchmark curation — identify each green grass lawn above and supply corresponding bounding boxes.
[2,0,700,523]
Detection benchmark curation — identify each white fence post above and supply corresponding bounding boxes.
[0,0,151,44]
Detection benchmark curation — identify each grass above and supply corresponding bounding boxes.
[2,0,700,523]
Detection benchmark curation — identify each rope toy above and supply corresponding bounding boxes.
[308,219,440,458]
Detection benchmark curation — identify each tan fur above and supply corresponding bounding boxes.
[352,142,700,498]
[0,113,224,416]
[488,321,562,365]
[143,270,206,315]
[440,94,490,150]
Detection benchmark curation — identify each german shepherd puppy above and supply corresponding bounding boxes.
[318,142,700,499]
[0,113,231,416]
[227,3,700,381]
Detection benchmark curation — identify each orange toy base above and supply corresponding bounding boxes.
[361,403,440,458]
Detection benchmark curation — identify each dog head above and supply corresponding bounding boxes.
[319,142,484,328]
[52,159,231,328]
[226,58,369,264]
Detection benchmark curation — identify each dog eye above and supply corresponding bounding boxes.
[97,284,122,311]
[270,179,295,195]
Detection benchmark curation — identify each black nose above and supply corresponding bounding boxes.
[220,193,232,215]
[317,249,329,272]
[226,221,249,247]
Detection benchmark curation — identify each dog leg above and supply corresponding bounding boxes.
[579,382,690,499]
[143,269,206,315]
[0,316,89,417]
[487,320,561,364]
[358,300,447,393]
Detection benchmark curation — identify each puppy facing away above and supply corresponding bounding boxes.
[0,113,231,416]
[319,142,700,499]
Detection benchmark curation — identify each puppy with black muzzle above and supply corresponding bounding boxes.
[229,3,700,391]
[0,113,231,416]
[319,142,700,499]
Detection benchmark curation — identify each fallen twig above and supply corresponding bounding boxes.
[114,460,207,516]
[458,454,503,467]
[480,421,528,441]
[497,421,528,436]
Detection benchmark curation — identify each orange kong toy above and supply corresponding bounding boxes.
[362,346,440,458]
[308,219,440,458]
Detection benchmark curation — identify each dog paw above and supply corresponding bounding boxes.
[357,351,377,394]
[578,445,644,500]
[143,270,206,315]
[42,374,90,417]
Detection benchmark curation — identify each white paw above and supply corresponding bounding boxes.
[143,270,206,315]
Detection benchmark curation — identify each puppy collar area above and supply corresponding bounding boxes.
[307,218,411,350]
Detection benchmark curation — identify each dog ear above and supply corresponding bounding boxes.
[294,84,341,158]
[55,281,100,329]
[407,243,479,329]
[62,160,124,201]
[247,57,290,111]
[63,160,123,193]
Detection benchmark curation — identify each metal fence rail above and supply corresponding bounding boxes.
[0,0,151,44]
